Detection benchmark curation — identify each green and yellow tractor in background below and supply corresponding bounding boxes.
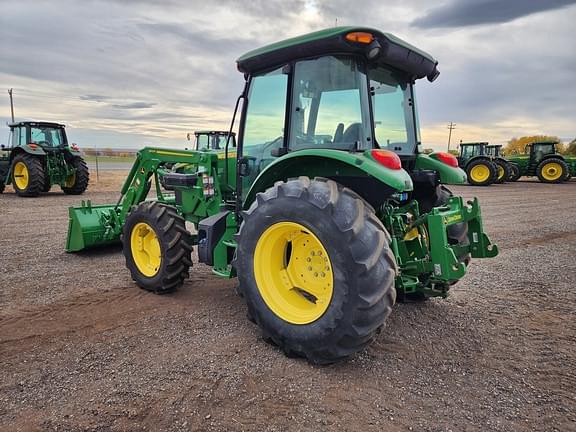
[0,121,89,196]
[66,27,498,364]
[485,144,521,182]
[189,130,236,151]
[506,141,574,183]
[456,142,499,186]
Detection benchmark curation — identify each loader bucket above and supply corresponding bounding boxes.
[65,200,121,252]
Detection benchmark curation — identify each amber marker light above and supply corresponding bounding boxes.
[345,32,374,44]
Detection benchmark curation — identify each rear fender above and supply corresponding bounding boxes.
[243,149,413,209]
[10,145,46,160]
[414,153,467,184]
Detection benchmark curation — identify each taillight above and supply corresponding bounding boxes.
[71,144,79,151]
[370,149,402,170]
[28,143,38,149]
[434,152,459,167]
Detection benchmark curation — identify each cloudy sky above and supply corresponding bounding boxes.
[1,0,575,150]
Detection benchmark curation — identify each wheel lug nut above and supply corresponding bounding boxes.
[310,251,315,256]
[306,258,311,262]
[307,266,312,271]
[321,272,325,277]
[314,272,318,277]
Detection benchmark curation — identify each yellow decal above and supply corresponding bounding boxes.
[218,152,236,159]
[445,214,462,224]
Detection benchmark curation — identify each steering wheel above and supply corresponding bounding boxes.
[35,140,50,146]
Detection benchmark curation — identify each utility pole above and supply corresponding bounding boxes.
[8,88,14,122]
[447,122,456,152]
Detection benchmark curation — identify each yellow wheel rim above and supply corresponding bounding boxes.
[254,221,334,325]
[130,222,162,277]
[541,162,562,181]
[13,161,29,190]
[64,172,76,188]
[470,164,490,182]
[497,165,505,180]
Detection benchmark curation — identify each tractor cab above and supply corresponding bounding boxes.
[234,27,453,198]
[458,142,489,164]
[485,144,502,158]
[526,141,558,163]
[9,122,69,150]
[193,131,236,151]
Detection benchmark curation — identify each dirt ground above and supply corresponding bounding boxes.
[1,172,575,432]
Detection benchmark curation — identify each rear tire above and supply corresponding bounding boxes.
[508,163,521,181]
[236,177,397,364]
[61,157,89,194]
[494,160,510,184]
[537,158,568,184]
[466,159,496,186]
[12,154,44,197]
[123,201,193,294]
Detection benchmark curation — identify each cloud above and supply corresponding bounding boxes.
[79,94,110,102]
[412,0,576,28]
[111,102,156,109]
[0,0,574,149]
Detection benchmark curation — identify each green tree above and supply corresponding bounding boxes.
[565,138,576,156]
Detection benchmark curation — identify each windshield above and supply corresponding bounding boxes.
[30,126,65,147]
[289,56,372,151]
[369,65,419,155]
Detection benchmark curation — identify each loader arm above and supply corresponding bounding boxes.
[66,147,226,252]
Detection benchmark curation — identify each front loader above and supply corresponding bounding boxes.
[66,27,498,364]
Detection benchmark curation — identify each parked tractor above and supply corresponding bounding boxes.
[66,27,498,364]
[485,144,520,182]
[457,142,498,186]
[0,122,89,196]
[191,130,236,151]
[506,141,574,183]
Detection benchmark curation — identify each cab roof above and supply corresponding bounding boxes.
[194,130,235,136]
[9,121,65,129]
[237,26,439,81]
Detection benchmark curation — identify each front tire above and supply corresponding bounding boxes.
[11,154,45,197]
[123,201,193,293]
[61,157,89,194]
[236,177,397,364]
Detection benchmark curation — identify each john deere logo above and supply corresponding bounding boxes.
[445,214,462,224]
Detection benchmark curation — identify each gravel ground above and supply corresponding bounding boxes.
[0,174,575,432]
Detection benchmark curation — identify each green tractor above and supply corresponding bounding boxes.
[506,141,574,183]
[66,27,497,364]
[190,130,236,151]
[485,144,520,182]
[457,142,499,186]
[0,121,89,196]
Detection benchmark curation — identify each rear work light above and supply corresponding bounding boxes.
[345,32,374,44]
[434,152,459,167]
[371,149,402,170]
